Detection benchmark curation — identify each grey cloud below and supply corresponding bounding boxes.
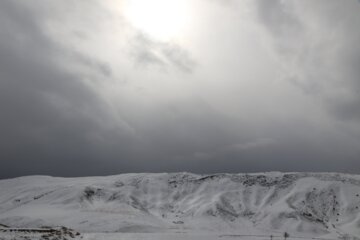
[329,98,360,122]
[287,76,322,95]
[255,0,360,122]
[129,33,196,73]
[205,0,238,9]
[255,0,319,94]
[161,44,196,73]
[256,0,303,44]
[65,50,112,78]
[172,138,276,163]
[330,38,360,121]
[170,133,360,174]
[224,138,275,152]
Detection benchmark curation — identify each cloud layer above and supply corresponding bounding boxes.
[1,0,360,179]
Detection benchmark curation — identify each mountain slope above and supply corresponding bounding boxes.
[0,172,360,238]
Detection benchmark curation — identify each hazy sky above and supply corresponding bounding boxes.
[1,0,360,179]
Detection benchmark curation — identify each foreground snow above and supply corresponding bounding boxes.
[1,172,360,239]
[0,231,336,240]
[82,232,310,240]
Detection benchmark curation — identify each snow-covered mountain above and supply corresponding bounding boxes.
[1,172,360,238]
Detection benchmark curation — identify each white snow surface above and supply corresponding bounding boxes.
[1,172,360,239]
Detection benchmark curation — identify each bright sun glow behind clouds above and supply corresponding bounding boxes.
[124,0,192,41]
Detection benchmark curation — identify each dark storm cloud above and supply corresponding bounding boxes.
[0,0,134,178]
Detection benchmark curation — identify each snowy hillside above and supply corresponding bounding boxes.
[1,172,360,239]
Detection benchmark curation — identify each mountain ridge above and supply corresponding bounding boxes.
[1,172,360,238]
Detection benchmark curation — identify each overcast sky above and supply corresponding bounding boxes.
[1,0,360,179]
